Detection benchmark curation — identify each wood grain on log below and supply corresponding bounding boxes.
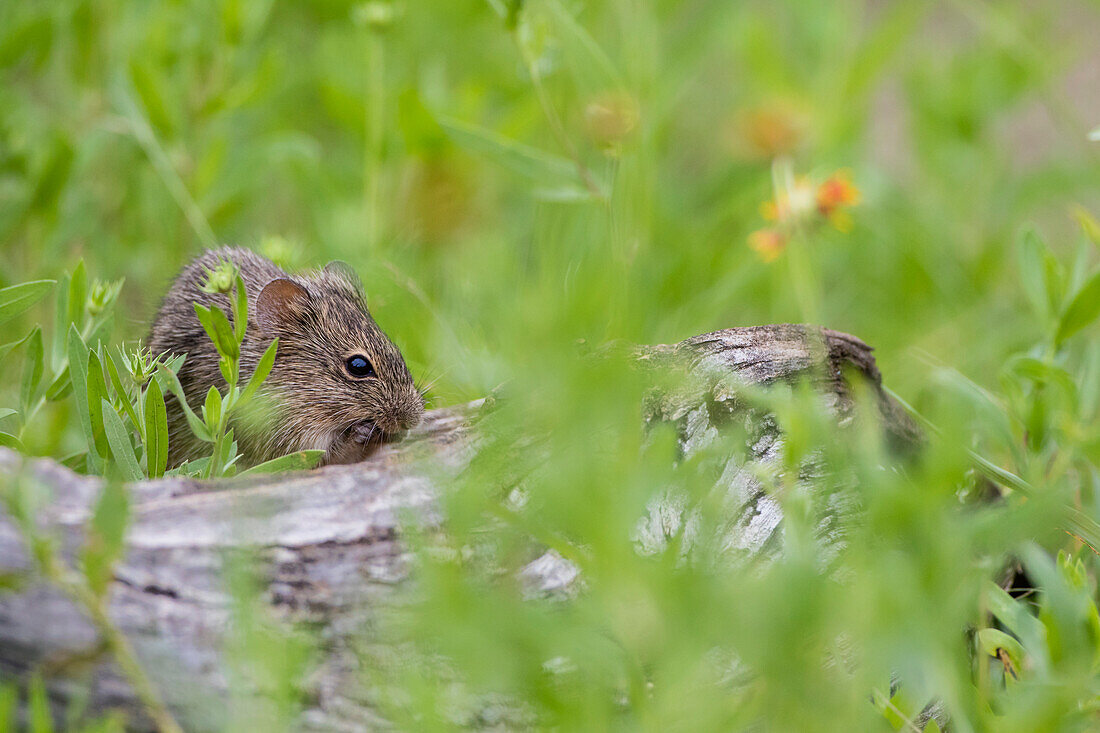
[0,325,919,730]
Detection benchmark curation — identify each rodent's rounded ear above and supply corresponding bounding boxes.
[323,260,363,293]
[256,278,311,330]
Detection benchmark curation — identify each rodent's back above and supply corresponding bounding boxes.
[147,247,288,466]
[148,247,285,360]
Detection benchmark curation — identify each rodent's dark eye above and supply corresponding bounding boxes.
[345,354,375,378]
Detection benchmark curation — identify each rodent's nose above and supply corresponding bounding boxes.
[375,402,423,434]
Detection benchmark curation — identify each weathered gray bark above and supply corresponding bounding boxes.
[0,325,918,731]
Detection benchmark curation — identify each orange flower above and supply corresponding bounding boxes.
[816,171,860,218]
[748,166,860,262]
[748,228,787,262]
[760,178,816,224]
[727,101,807,160]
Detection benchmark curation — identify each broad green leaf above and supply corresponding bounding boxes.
[102,400,143,482]
[238,450,325,477]
[19,326,43,415]
[67,326,102,471]
[0,280,54,327]
[0,329,35,365]
[81,479,131,597]
[219,354,238,388]
[241,337,278,404]
[68,259,87,326]
[203,385,223,429]
[542,0,625,90]
[1081,341,1100,421]
[984,581,1048,674]
[1017,228,1057,324]
[169,456,210,477]
[144,378,169,478]
[59,450,88,472]
[51,270,70,371]
[1068,238,1092,296]
[222,435,243,474]
[86,349,110,459]
[194,303,215,341]
[0,432,24,452]
[195,303,239,359]
[155,366,213,442]
[923,720,942,733]
[210,305,240,359]
[880,688,915,730]
[210,427,237,477]
[1056,268,1100,346]
[104,347,141,436]
[1004,356,1077,400]
[43,366,72,401]
[0,409,15,422]
[977,627,1026,670]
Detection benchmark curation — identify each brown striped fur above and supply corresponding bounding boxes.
[147,247,423,468]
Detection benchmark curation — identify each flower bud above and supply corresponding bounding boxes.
[199,261,237,295]
[583,91,639,151]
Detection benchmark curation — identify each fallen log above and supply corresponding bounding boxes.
[0,324,919,730]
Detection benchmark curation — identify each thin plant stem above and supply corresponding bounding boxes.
[364,29,387,250]
[112,91,218,250]
[47,561,184,733]
[872,688,924,733]
[771,157,822,327]
[507,25,607,201]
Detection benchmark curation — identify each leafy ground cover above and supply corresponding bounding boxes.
[3,1,1100,730]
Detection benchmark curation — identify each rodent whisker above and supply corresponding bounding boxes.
[415,369,448,398]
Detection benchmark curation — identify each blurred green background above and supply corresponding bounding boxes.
[3,0,1097,409]
[4,1,1100,730]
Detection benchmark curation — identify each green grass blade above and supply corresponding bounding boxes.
[237,450,325,477]
[437,115,593,190]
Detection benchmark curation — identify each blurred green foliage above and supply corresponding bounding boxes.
[3,0,1100,730]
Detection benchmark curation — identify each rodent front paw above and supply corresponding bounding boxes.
[322,421,389,465]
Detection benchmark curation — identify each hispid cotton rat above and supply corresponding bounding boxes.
[147,247,424,468]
